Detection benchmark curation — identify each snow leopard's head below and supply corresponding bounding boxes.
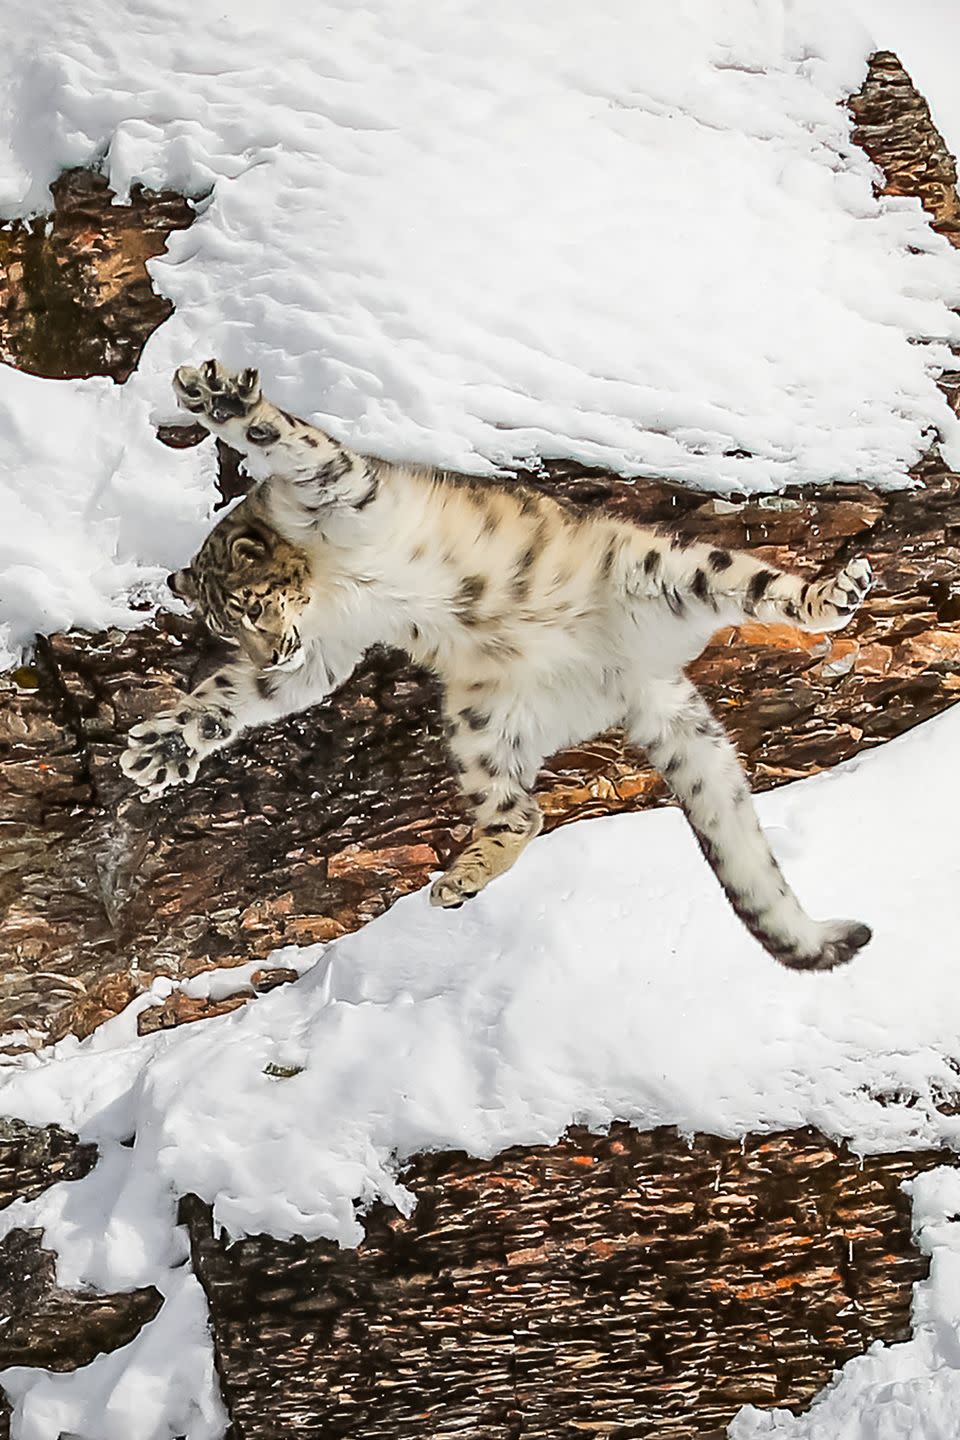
[168,515,310,672]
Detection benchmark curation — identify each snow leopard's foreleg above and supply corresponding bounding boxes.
[430,692,543,908]
[172,360,378,519]
[627,675,870,970]
[121,654,302,800]
[626,536,872,633]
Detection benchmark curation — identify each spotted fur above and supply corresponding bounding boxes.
[121,360,875,972]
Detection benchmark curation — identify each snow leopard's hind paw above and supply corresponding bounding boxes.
[804,557,873,632]
[429,864,488,909]
[173,360,261,424]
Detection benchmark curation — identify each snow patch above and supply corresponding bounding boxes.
[0,367,215,663]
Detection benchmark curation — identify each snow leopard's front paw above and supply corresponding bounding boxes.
[173,360,261,426]
[121,701,233,801]
[121,719,200,800]
[805,558,873,632]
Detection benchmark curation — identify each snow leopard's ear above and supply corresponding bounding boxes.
[237,368,260,399]
[167,567,198,602]
[229,532,268,569]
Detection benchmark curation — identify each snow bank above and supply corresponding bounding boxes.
[3,0,960,660]
[2,701,960,1436]
[0,368,215,666]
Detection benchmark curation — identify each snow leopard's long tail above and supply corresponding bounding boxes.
[628,676,870,971]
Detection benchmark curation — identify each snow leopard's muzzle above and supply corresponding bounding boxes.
[166,564,306,673]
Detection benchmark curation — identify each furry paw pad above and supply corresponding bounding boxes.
[429,865,489,908]
[172,360,261,425]
[810,558,873,631]
[121,714,203,800]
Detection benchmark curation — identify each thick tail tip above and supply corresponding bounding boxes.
[780,919,872,973]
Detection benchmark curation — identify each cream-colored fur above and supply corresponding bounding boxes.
[122,360,874,971]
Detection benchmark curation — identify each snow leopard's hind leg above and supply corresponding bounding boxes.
[626,537,873,633]
[627,675,871,971]
[430,693,543,908]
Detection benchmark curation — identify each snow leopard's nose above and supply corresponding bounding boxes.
[166,569,196,601]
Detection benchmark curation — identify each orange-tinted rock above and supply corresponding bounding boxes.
[137,990,249,1036]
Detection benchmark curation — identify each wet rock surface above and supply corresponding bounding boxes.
[0,168,194,382]
[0,46,958,1440]
[184,1125,940,1439]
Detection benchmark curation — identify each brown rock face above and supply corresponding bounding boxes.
[0,168,195,382]
[0,1117,97,1205]
[849,50,960,242]
[183,1126,941,1439]
[0,1228,163,1372]
[848,50,960,421]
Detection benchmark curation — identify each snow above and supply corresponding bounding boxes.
[3,0,960,1434]
[4,705,960,1436]
[0,367,215,667]
[4,0,960,660]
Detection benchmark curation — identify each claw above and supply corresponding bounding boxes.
[202,358,224,391]
[172,359,261,424]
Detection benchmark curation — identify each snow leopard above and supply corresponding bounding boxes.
[122,359,874,971]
